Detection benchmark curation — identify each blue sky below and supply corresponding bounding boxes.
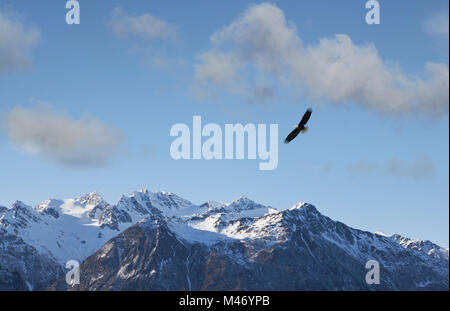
[0,0,448,247]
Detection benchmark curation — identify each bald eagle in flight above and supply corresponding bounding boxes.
[284,108,312,144]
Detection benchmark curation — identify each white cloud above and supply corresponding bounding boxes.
[424,11,449,37]
[0,8,39,71]
[1,105,124,166]
[194,3,449,116]
[108,7,177,41]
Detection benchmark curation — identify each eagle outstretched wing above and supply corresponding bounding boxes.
[284,108,312,144]
[284,127,301,144]
[299,108,312,126]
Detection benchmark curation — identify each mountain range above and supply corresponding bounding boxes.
[0,190,448,290]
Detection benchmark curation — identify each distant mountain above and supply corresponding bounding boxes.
[1,190,448,290]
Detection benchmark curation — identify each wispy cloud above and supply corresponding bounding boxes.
[424,11,449,37]
[347,159,378,177]
[194,3,449,116]
[0,8,40,71]
[108,7,177,42]
[1,105,124,166]
[107,7,182,70]
[347,156,436,180]
[320,161,334,174]
[383,156,436,180]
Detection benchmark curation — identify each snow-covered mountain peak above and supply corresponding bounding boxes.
[150,191,195,210]
[235,195,250,201]
[1,201,41,233]
[113,189,201,221]
[229,195,252,205]
[289,201,307,210]
[76,191,105,207]
[130,189,152,198]
[138,188,149,195]
[9,201,39,221]
[34,191,108,221]
[43,199,101,220]
[225,196,272,212]
[374,231,392,237]
[11,200,32,210]
[201,200,226,210]
[128,189,193,210]
[35,199,64,219]
[390,234,449,260]
[289,201,319,213]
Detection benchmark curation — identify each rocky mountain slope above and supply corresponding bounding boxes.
[1,190,448,290]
